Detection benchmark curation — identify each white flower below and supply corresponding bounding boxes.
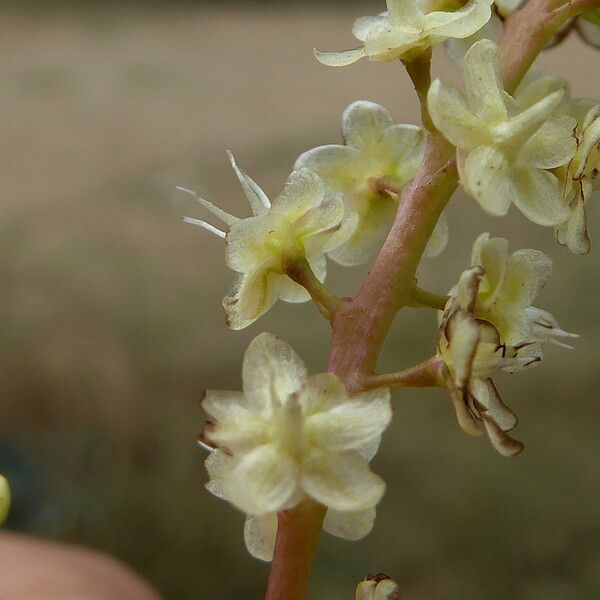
[438,267,528,456]
[428,39,577,227]
[0,475,10,525]
[180,153,355,329]
[467,233,577,357]
[555,104,600,254]
[314,0,493,67]
[295,101,447,265]
[205,450,376,562]
[201,333,392,516]
[356,574,400,600]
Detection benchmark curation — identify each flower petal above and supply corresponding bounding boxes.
[314,47,367,67]
[227,150,270,215]
[352,16,387,42]
[424,211,449,258]
[426,0,493,41]
[470,232,508,306]
[242,332,308,415]
[463,145,512,216]
[223,270,277,331]
[460,39,507,123]
[342,101,395,150]
[226,443,300,514]
[521,115,577,169]
[428,80,487,150]
[205,450,234,500]
[271,168,325,218]
[294,144,360,187]
[301,448,385,511]
[446,311,481,387]
[556,195,590,255]
[469,377,517,431]
[244,513,278,562]
[306,388,392,455]
[383,124,426,181]
[497,248,552,308]
[509,164,570,226]
[323,507,376,541]
[202,391,269,452]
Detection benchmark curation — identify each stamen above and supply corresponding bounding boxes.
[176,186,239,226]
[226,150,271,215]
[183,216,226,238]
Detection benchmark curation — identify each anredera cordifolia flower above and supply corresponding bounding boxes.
[428,39,577,227]
[555,105,600,254]
[314,0,493,67]
[437,267,528,456]
[201,332,391,516]
[205,450,377,562]
[466,233,577,358]
[295,101,447,265]
[355,574,400,600]
[0,475,9,525]
[181,153,356,329]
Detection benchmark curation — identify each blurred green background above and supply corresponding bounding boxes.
[0,2,598,598]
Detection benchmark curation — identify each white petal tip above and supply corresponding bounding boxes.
[313,47,366,67]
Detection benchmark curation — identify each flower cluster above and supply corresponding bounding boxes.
[314,0,493,66]
[201,333,391,560]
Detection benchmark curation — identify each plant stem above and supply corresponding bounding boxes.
[402,49,434,132]
[410,287,449,310]
[361,357,443,390]
[283,256,342,320]
[328,133,457,392]
[265,500,326,600]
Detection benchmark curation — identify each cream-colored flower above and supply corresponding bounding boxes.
[438,267,528,456]
[577,9,600,47]
[356,574,400,600]
[555,104,600,254]
[180,153,356,329]
[205,450,376,562]
[314,0,493,67]
[466,233,577,357]
[0,475,10,525]
[202,332,392,516]
[428,39,577,226]
[296,101,447,265]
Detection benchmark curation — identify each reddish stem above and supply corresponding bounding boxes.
[265,500,326,600]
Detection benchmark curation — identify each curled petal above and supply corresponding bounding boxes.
[227,150,270,215]
[301,448,385,511]
[294,144,360,186]
[556,195,590,255]
[480,411,524,457]
[242,332,308,415]
[577,14,600,48]
[352,16,387,42]
[314,47,367,67]
[226,443,300,514]
[323,507,376,541]
[426,0,493,41]
[244,514,278,562]
[446,311,481,387]
[469,378,517,431]
[455,265,484,313]
[223,270,276,331]
[205,450,234,501]
[441,367,483,436]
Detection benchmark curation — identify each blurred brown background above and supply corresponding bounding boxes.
[0,2,598,598]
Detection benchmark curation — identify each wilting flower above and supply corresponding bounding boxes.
[314,0,493,67]
[201,332,391,517]
[205,450,377,561]
[0,475,10,525]
[180,153,355,329]
[428,39,577,226]
[555,104,600,254]
[295,101,447,265]
[466,233,577,357]
[356,574,400,600]
[437,267,528,456]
